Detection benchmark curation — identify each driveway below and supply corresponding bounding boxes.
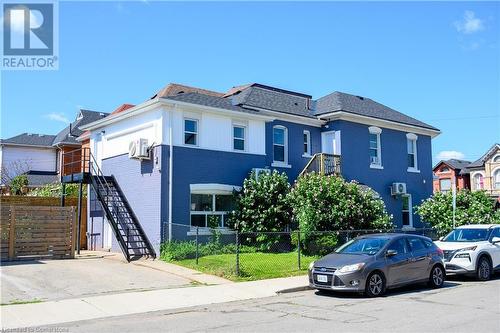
[43,276,500,332]
[0,254,193,304]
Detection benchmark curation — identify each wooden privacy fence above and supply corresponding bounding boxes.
[1,205,77,261]
[0,196,87,250]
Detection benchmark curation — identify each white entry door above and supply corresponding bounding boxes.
[321,131,341,155]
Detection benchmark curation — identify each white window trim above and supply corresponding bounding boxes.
[493,154,500,163]
[401,194,414,230]
[368,126,382,169]
[183,117,199,147]
[472,172,485,190]
[302,130,311,157]
[272,125,290,168]
[406,133,419,173]
[232,123,247,152]
[493,167,500,190]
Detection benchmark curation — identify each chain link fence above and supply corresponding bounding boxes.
[161,223,441,280]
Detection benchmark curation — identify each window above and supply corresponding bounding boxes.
[440,178,452,193]
[441,167,450,173]
[233,125,245,151]
[184,119,198,145]
[387,238,409,255]
[407,237,426,252]
[303,130,311,156]
[493,169,500,189]
[273,126,288,164]
[368,127,382,168]
[494,155,500,162]
[190,193,235,228]
[406,133,418,171]
[474,173,484,190]
[402,194,412,227]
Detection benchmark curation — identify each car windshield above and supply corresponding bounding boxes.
[443,228,490,242]
[335,237,390,255]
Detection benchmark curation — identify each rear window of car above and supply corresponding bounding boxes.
[408,237,426,251]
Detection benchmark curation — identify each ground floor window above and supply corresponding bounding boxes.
[402,194,413,227]
[440,178,452,193]
[190,193,235,228]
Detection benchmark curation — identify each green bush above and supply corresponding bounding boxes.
[416,189,500,235]
[288,173,392,253]
[228,170,292,250]
[30,182,86,198]
[10,174,28,195]
[291,232,338,256]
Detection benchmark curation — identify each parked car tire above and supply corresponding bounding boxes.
[365,271,386,297]
[476,256,492,281]
[428,265,445,288]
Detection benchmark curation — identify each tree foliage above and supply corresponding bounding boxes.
[30,182,86,198]
[10,174,28,195]
[416,189,500,234]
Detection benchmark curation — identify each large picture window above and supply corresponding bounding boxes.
[190,193,235,228]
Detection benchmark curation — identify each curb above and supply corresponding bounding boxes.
[276,285,311,294]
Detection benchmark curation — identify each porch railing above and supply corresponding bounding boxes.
[300,153,341,177]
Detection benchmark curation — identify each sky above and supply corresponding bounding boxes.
[1,0,499,164]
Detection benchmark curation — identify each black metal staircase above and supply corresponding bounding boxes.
[61,148,156,262]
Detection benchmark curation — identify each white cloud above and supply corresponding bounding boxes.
[436,150,466,161]
[7,6,43,33]
[454,11,484,34]
[44,112,70,124]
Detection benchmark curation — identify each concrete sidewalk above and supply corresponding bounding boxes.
[1,275,308,329]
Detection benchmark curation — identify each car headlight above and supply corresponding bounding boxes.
[308,261,315,270]
[339,263,365,273]
[458,246,477,252]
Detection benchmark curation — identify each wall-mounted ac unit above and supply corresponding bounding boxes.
[129,139,150,160]
[391,182,407,196]
[252,168,271,180]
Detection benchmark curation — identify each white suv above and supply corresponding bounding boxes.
[434,224,500,280]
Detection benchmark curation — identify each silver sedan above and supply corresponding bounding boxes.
[308,233,445,297]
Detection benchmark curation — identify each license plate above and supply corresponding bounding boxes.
[317,274,328,283]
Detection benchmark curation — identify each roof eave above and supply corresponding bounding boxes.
[0,142,56,149]
[318,111,441,138]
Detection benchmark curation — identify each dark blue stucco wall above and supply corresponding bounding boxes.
[325,120,433,227]
[265,120,322,180]
[102,146,164,254]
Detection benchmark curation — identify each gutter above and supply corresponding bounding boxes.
[168,106,174,242]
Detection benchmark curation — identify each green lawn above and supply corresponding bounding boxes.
[174,252,317,281]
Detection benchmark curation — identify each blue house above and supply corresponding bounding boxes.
[74,83,440,260]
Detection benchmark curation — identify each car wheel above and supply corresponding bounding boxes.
[428,265,445,288]
[476,256,491,281]
[365,271,386,297]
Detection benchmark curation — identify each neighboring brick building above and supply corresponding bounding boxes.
[432,159,471,193]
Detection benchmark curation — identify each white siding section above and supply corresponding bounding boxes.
[0,146,57,180]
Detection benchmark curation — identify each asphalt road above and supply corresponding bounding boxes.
[47,276,500,333]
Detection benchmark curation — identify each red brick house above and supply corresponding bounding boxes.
[433,159,471,193]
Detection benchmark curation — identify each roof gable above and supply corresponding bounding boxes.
[468,143,500,168]
[52,109,109,146]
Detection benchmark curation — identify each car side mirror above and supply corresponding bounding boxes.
[491,237,500,244]
[386,249,398,257]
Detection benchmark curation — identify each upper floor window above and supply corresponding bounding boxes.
[494,155,500,162]
[368,126,382,168]
[493,169,500,190]
[303,130,311,156]
[474,173,484,190]
[184,118,198,146]
[441,166,450,173]
[273,126,288,165]
[233,125,245,151]
[406,133,418,172]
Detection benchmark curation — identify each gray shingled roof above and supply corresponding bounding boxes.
[231,86,316,119]
[0,133,56,147]
[162,92,262,115]
[53,109,109,146]
[467,143,500,169]
[434,159,471,175]
[314,92,439,131]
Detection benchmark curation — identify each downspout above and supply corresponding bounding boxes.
[168,107,174,242]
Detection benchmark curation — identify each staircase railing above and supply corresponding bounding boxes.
[300,153,341,177]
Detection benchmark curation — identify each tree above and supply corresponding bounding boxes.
[10,174,28,195]
[416,189,500,235]
[288,173,393,254]
[229,170,292,233]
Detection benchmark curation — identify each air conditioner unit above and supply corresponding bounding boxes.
[252,168,271,180]
[391,182,407,196]
[128,139,150,160]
